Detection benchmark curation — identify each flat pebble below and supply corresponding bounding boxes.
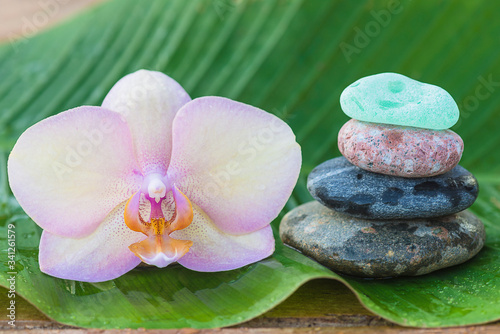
[280,201,485,278]
[340,73,459,130]
[338,119,463,177]
[307,157,478,220]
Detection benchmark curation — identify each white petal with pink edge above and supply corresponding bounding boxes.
[8,106,142,238]
[102,70,191,175]
[168,97,301,235]
[39,202,145,282]
[172,203,275,272]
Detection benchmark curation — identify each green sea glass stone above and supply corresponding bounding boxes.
[340,73,459,130]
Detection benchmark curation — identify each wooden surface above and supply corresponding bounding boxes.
[1,1,500,332]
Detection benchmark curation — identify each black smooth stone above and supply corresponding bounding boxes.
[307,156,479,220]
[280,201,485,278]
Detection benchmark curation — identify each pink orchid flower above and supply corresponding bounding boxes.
[8,70,301,282]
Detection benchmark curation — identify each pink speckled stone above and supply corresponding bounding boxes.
[338,119,463,178]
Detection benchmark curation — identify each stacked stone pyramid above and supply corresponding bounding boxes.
[280,73,485,278]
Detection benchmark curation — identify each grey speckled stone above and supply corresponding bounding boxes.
[280,201,485,278]
[307,156,478,220]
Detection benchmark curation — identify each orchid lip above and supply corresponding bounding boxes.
[124,174,194,268]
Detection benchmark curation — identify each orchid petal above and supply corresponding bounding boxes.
[39,202,145,282]
[8,106,142,238]
[172,204,275,272]
[102,70,191,175]
[168,97,301,235]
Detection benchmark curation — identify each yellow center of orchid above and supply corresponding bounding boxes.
[123,175,194,267]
